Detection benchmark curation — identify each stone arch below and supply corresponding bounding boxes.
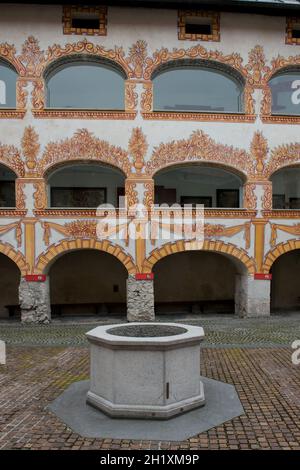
[143,239,256,274]
[263,239,300,273]
[0,241,28,275]
[35,238,137,274]
[145,130,252,180]
[37,129,131,178]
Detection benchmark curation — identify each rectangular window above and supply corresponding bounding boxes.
[63,5,107,36]
[178,10,220,42]
[286,17,300,45]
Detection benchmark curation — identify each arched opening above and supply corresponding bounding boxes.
[271,250,300,313]
[47,163,125,208]
[153,250,246,315]
[269,68,300,115]
[0,60,17,108]
[0,253,20,319]
[152,60,244,113]
[271,167,300,209]
[45,57,125,109]
[49,250,128,317]
[0,164,16,207]
[154,164,243,207]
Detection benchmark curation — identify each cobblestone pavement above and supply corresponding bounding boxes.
[1,313,300,347]
[0,345,300,450]
[0,315,300,450]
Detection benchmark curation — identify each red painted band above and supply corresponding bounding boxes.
[135,273,154,280]
[24,274,47,282]
[254,273,272,280]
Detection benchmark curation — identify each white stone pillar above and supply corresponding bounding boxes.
[127,275,155,322]
[235,273,270,318]
[19,277,51,324]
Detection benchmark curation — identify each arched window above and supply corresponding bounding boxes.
[47,163,125,208]
[0,165,16,207]
[0,61,17,108]
[154,165,243,208]
[153,61,244,113]
[45,58,125,109]
[271,167,300,209]
[269,69,300,115]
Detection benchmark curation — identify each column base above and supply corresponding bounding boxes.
[235,274,270,318]
[19,277,51,324]
[127,275,155,322]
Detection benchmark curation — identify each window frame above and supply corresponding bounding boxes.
[178,10,220,42]
[63,5,107,37]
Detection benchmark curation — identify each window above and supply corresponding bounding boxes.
[0,165,16,207]
[153,63,243,113]
[178,10,220,42]
[0,62,17,108]
[45,59,125,109]
[48,164,125,208]
[269,70,300,115]
[154,165,243,208]
[271,167,300,209]
[286,17,300,45]
[63,5,107,36]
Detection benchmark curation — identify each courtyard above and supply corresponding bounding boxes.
[0,314,300,450]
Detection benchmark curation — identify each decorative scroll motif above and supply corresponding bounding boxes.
[265,142,300,177]
[128,128,148,174]
[15,181,26,210]
[16,79,28,109]
[33,181,47,210]
[127,40,147,79]
[245,46,268,87]
[243,183,257,210]
[260,86,272,116]
[22,126,40,175]
[125,180,138,207]
[143,44,248,81]
[125,81,138,111]
[244,85,255,115]
[250,131,268,177]
[143,182,154,209]
[141,83,153,112]
[42,220,98,245]
[0,143,25,177]
[0,42,25,74]
[41,39,131,79]
[261,182,272,210]
[149,221,251,249]
[31,79,45,110]
[146,130,251,177]
[270,223,300,247]
[36,129,131,177]
[0,221,22,247]
[18,36,45,77]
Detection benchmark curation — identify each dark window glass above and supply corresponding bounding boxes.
[153,66,243,113]
[71,17,100,29]
[271,167,300,209]
[0,166,16,207]
[185,23,211,35]
[0,63,17,108]
[292,29,300,39]
[46,62,125,109]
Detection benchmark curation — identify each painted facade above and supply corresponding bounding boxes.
[0,3,300,321]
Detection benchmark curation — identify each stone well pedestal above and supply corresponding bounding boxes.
[86,323,205,419]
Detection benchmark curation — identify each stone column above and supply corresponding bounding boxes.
[19,277,51,324]
[127,275,155,322]
[235,273,270,318]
